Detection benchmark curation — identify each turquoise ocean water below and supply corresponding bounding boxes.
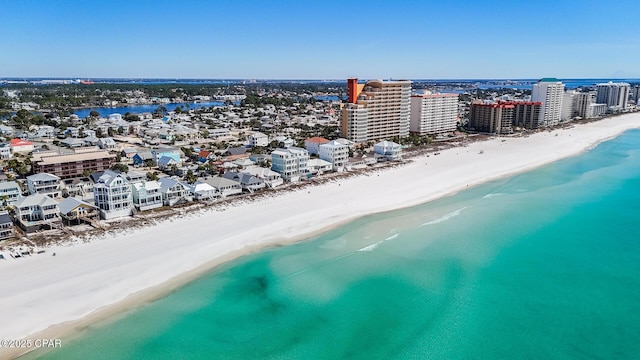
[29,130,640,359]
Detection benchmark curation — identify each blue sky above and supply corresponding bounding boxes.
[1,0,639,79]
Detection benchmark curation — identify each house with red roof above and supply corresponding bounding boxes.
[304,136,330,155]
[10,139,35,153]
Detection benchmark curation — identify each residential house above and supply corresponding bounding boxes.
[93,170,133,219]
[0,143,12,159]
[0,181,22,207]
[187,181,219,201]
[158,156,178,171]
[243,166,283,188]
[132,150,154,167]
[121,147,138,160]
[306,158,332,175]
[270,147,309,182]
[197,149,215,163]
[157,177,191,206]
[60,137,85,148]
[14,193,61,233]
[131,181,163,211]
[10,139,34,153]
[125,171,147,184]
[27,173,62,198]
[222,172,265,193]
[273,136,295,148]
[58,197,99,226]
[304,136,330,155]
[202,176,242,197]
[98,137,117,150]
[0,212,14,240]
[62,177,93,199]
[346,157,367,171]
[232,158,255,169]
[0,125,14,137]
[319,140,349,172]
[151,146,182,165]
[248,132,269,147]
[373,141,402,161]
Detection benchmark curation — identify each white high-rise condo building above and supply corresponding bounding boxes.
[410,92,459,136]
[531,78,565,126]
[596,82,630,110]
[342,78,411,143]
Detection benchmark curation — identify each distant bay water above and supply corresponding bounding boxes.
[28,129,640,359]
[72,102,225,118]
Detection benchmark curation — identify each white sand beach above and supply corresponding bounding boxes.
[2,114,640,358]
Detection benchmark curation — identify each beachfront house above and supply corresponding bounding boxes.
[0,181,23,207]
[270,147,310,182]
[158,177,192,206]
[187,181,219,201]
[93,170,133,220]
[222,172,266,193]
[373,141,402,161]
[131,180,163,211]
[243,166,283,188]
[62,177,93,199]
[306,158,332,175]
[27,173,62,198]
[58,197,99,226]
[319,140,349,172]
[13,193,61,233]
[0,212,14,240]
[202,176,242,197]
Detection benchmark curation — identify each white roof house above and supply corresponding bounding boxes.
[248,132,269,147]
[27,173,62,198]
[306,158,333,175]
[319,140,349,172]
[187,181,219,201]
[131,180,163,211]
[373,141,402,161]
[14,193,61,232]
[93,170,132,220]
[0,181,22,206]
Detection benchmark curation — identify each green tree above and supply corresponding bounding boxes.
[111,163,129,173]
[146,172,159,181]
[183,169,198,184]
[89,110,100,118]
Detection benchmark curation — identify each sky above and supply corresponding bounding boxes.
[1,0,639,79]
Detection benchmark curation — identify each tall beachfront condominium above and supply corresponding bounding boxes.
[596,82,630,110]
[531,78,565,126]
[509,101,542,129]
[469,101,514,135]
[409,92,459,136]
[341,78,411,143]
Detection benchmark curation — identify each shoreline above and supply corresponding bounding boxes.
[3,114,640,359]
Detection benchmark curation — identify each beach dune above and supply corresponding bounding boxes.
[1,114,640,358]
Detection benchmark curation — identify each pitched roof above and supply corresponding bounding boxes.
[0,212,11,224]
[305,136,330,144]
[27,173,60,182]
[15,193,58,208]
[158,177,188,192]
[10,139,33,146]
[58,197,97,215]
[0,181,21,190]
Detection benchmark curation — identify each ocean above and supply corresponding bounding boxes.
[28,130,640,359]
